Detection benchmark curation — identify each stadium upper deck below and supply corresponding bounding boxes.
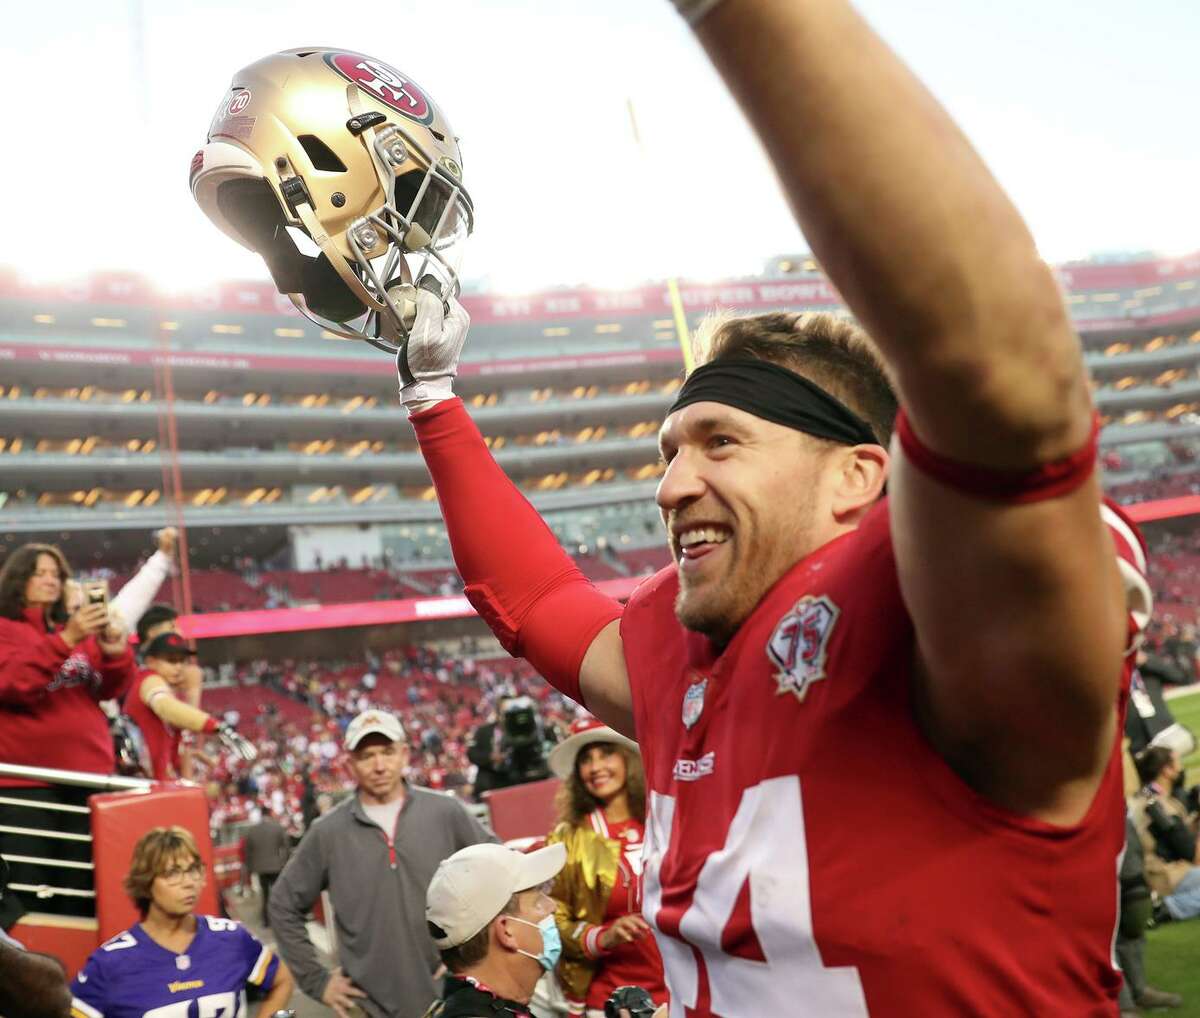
[1,252,1198,569]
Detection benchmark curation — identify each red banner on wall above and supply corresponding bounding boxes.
[3,252,1196,324]
[179,576,643,640]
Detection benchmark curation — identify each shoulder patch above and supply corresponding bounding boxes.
[766,595,840,702]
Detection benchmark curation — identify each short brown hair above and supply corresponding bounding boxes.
[433,893,520,972]
[123,826,202,916]
[554,743,646,828]
[691,311,897,446]
[0,543,72,624]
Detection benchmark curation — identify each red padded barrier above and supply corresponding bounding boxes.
[483,778,562,842]
[10,920,95,977]
[90,785,220,941]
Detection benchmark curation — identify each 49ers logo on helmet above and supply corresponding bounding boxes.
[325,53,435,126]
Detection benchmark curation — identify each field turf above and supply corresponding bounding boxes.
[1143,689,1200,1014]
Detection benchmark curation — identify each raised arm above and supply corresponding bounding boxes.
[109,531,175,633]
[402,292,634,736]
[688,0,1128,820]
[691,0,1090,463]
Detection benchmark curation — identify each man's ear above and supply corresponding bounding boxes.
[493,914,518,952]
[830,444,889,524]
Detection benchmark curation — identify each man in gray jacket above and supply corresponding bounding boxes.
[242,805,290,926]
[269,709,494,1018]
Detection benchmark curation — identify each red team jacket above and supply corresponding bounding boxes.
[0,607,136,783]
[621,499,1145,1018]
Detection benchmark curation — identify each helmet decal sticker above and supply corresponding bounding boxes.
[208,88,256,142]
[226,89,252,116]
[325,53,435,126]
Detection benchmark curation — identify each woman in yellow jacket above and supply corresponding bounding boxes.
[545,718,667,1017]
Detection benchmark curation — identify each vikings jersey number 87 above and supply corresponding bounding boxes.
[70,917,278,1018]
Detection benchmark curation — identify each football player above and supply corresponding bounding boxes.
[193,13,1151,1018]
[70,827,292,1018]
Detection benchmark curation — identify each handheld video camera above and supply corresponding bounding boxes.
[604,986,657,1018]
[498,696,550,783]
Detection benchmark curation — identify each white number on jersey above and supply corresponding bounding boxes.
[145,991,238,1018]
[643,776,869,1017]
[203,916,241,933]
[101,932,138,952]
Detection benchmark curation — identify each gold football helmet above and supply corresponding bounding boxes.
[191,48,473,353]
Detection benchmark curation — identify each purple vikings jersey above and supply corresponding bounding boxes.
[70,916,278,1018]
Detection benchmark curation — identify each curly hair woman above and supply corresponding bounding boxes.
[545,718,666,1016]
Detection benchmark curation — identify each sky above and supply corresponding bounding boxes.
[0,0,1196,295]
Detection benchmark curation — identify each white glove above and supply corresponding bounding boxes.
[216,722,258,763]
[397,286,470,411]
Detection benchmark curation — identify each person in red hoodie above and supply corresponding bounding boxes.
[0,542,137,918]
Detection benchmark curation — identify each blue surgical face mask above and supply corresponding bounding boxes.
[508,913,562,971]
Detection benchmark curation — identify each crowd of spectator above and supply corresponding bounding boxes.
[199,642,580,842]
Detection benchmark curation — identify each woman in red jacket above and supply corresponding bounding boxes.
[0,542,137,918]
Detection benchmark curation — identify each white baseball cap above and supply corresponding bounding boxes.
[426,842,566,949]
[344,709,406,751]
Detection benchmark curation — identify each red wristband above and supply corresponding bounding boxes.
[410,398,622,705]
[202,717,219,734]
[894,407,1099,504]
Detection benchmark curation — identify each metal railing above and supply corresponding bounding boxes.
[0,764,151,909]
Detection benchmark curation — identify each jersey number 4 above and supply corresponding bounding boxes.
[643,775,868,1017]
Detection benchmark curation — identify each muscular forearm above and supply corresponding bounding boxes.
[694,0,1091,464]
[0,942,71,1018]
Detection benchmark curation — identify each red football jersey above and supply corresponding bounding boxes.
[621,498,1146,1018]
[124,668,182,781]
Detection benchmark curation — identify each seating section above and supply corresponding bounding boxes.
[620,546,672,575]
[200,646,574,842]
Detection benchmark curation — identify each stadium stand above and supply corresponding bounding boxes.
[2,252,1200,579]
[5,254,1200,959]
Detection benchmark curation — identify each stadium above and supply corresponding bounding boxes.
[4,5,1200,1016]
[5,251,1200,981]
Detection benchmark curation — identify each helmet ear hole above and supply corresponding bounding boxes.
[297,134,347,172]
[301,253,367,323]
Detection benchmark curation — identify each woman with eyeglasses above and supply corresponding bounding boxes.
[69,826,293,1018]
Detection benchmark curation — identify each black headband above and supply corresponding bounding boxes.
[668,358,879,446]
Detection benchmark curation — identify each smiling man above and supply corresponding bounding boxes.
[395,1,1155,1014]
[268,710,494,1018]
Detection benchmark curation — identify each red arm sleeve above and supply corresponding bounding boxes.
[0,617,72,706]
[410,398,623,705]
